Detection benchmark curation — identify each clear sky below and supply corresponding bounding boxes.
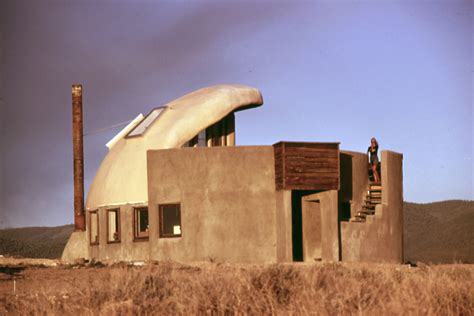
[0,0,472,228]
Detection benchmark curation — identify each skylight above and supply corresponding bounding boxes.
[126,107,166,137]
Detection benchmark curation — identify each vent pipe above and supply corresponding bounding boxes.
[72,84,85,231]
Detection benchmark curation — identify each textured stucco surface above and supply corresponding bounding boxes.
[301,199,322,262]
[86,85,263,209]
[89,203,149,262]
[341,151,404,263]
[275,190,293,262]
[147,146,278,263]
[303,190,340,262]
[61,231,89,263]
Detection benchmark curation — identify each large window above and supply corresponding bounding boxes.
[107,209,120,243]
[159,204,181,238]
[90,210,99,245]
[134,207,149,240]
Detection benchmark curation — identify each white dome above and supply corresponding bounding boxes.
[86,84,263,209]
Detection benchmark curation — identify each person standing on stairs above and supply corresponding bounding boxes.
[368,137,380,183]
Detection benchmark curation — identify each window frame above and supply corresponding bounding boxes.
[106,208,121,244]
[159,203,182,238]
[89,210,99,246]
[125,106,167,138]
[133,207,149,241]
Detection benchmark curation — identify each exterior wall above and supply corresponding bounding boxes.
[61,231,89,263]
[275,190,293,262]
[88,203,149,262]
[147,146,279,263]
[341,151,404,263]
[274,142,340,191]
[302,190,340,262]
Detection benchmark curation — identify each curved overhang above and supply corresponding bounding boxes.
[86,84,263,209]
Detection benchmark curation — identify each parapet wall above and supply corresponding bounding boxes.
[341,151,404,263]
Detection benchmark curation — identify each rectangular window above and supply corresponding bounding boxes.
[134,207,149,240]
[90,210,99,245]
[107,208,120,243]
[126,107,166,138]
[159,204,181,238]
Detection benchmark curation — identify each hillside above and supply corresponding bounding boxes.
[0,225,73,259]
[0,200,472,263]
[404,200,474,263]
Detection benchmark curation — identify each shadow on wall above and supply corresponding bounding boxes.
[339,153,353,221]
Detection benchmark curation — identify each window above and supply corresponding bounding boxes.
[126,107,166,137]
[134,207,149,240]
[159,204,181,238]
[90,210,99,245]
[107,209,120,243]
[185,130,207,147]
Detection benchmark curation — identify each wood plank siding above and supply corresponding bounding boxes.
[273,142,340,191]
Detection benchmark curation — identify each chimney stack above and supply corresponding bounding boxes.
[72,84,85,231]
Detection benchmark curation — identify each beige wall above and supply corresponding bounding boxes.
[302,190,340,262]
[341,151,404,263]
[147,146,279,263]
[88,203,149,262]
[275,190,293,262]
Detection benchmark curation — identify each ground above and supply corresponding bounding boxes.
[1,257,472,315]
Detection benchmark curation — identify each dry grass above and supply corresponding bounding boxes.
[1,261,473,315]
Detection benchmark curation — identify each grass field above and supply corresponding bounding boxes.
[1,261,473,315]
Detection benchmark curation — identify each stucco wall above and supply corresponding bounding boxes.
[303,190,340,262]
[147,146,279,263]
[341,151,404,263]
[88,203,149,261]
[275,190,293,262]
[61,231,89,263]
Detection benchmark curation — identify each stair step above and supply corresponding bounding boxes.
[369,184,382,189]
[362,205,376,209]
[351,218,366,223]
[365,196,381,200]
[365,200,382,204]
[360,209,375,215]
[368,192,382,196]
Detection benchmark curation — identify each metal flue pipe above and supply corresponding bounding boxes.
[72,84,85,231]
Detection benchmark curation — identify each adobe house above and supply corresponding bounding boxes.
[62,84,403,264]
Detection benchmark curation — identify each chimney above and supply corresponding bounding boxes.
[72,84,85,231]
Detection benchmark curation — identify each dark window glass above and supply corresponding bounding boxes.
[159,204,181,237]
[134,207,149,239]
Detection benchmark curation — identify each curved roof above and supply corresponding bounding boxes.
[86,84,263,208]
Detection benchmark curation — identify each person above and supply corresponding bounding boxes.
[367,137,380,183]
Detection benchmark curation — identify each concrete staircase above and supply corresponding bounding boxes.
[351,182,382,222]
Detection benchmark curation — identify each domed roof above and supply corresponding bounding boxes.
[86,84,263,208]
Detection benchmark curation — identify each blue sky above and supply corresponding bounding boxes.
[0,0,472,228]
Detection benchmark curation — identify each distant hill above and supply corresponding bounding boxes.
[0,225,73,259]
[404,200,474,264]
[0,200,472,262]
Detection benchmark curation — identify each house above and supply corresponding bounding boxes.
[62,84,403,264]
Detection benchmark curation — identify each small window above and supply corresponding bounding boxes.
[159,204,181,238]
[134,207,149,240]
[126,107,166,138]
[90,210,99,245]
[107,209,120,243]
